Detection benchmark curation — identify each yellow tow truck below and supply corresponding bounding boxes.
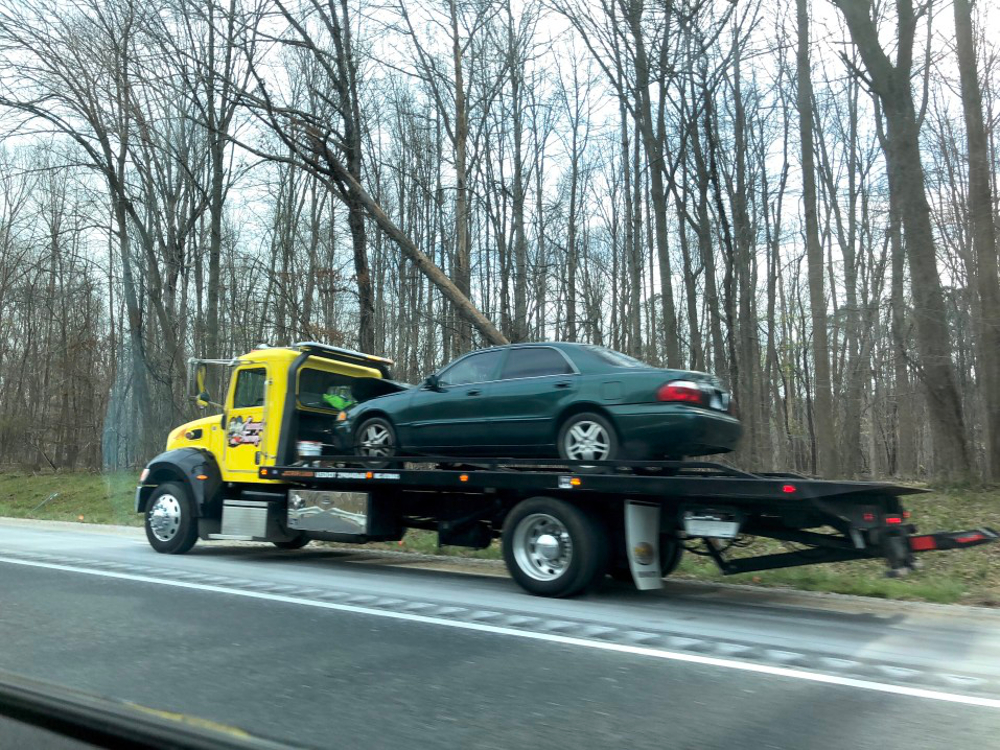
[136,343,998,598]
[136,342,397,553]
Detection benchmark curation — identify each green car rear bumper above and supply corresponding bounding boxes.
[606,403,742,459]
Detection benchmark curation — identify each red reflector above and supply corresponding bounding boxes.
[657,380,705,404]
[903,511,911,519]
[886,516,902,524]
[863,512,875,522]
[782,484,796,494]
[910,536,936,551]
[956,533,984,544]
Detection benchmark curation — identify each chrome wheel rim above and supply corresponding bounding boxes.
[512,513,573,582]
[358,423,394,457]
[149,494,181,542]
[564,420,611,461]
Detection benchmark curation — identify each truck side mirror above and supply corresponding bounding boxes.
[195,365,211,408]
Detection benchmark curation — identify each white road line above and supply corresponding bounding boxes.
[2,554,998,710]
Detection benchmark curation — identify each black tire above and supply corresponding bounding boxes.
[557,412,619,463]
[354,416,398,469]
[144,481,199,555]
[608,533,683,583]
[659,533,683,577]
[273,533,311,550]
[502,497,609,597]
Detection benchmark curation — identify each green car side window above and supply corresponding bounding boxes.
[500,348,572,379]
[438,350,503,386]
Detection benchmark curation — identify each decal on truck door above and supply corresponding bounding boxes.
[227,416,264,447]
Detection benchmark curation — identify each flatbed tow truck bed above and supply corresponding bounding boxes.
[255,457,997,597]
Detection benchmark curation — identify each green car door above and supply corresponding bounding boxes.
[480,346,579,453]
[401,348,504,452]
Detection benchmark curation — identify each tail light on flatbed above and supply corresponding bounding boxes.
[657,380,705,404]
[909,528,999,552]
[657,379,732,412]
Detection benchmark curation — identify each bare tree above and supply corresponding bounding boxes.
[796,0,838,476]
[952,0,1000,480]
[833,0,971,478]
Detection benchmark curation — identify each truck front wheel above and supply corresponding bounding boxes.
[502,497,608,597]
[144,482,199,554]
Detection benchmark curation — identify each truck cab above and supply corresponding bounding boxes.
[136,342,397,552]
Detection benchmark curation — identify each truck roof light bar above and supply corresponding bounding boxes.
[291,341,394,366]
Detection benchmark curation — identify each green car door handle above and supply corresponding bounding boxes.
[467,389,482,396]
[555,381,571,388]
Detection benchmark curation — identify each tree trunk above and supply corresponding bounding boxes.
[627,5,680,367]
[834,0,971,478]
[797,0,838,477]
[954,0,1000,480]
[450,0,472,350]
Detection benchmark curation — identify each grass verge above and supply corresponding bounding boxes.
[0,471,140,527]
[0,471,997,605]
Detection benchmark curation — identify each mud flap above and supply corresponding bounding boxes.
[625,500,663,590]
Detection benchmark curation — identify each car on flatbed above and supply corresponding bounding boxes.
[336,342,742,462]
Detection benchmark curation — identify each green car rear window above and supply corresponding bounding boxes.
[585,346,647,368]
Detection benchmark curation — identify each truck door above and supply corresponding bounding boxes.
[223,365,268,477]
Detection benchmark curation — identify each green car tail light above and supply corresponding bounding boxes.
[657,380,706,405]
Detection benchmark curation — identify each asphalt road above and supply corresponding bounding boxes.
[2,519,1000,749]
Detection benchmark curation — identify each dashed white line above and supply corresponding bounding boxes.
[2,554,998,710]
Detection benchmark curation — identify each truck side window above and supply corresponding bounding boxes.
[233,368,266,408]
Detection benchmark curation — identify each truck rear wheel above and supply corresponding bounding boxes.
[144,482,198,555]
[502,497,608,597]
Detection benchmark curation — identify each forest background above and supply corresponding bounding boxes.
[0,0,997,485]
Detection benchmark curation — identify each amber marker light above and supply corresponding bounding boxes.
[460,474,469,482]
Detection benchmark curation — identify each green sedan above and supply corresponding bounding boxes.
[334,342,741,462]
